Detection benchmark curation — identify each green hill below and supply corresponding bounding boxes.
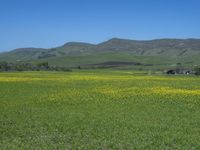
[0,38,200,69]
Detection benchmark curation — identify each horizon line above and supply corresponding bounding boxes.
[1,37,200,53]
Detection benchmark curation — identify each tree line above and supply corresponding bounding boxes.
[194,66,200,75]
[0,61,71,72]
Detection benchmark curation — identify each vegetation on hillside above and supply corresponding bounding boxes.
[0,61,199,76]
[0,61,71,72]
[0,38,200,68]
[194,66,200,75]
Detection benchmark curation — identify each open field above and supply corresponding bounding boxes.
[0,71,200,149]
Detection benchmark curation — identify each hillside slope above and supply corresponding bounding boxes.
[0,38,200,69]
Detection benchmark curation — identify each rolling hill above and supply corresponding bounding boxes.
[0,38,200,69]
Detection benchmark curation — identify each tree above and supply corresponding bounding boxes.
[37,62,49,70]
[194,66,200,75]
[0,61,9,71]
[176,63,183,74]
[78,66,81,69]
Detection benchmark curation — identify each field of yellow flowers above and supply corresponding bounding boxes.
[0,71,200,149]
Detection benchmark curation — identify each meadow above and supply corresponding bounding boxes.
[0,70,200,149]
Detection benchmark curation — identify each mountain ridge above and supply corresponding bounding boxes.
[0,38,200,69]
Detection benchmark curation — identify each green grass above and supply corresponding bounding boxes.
[43,52,200,68]
[0,71,200,149]
[2,50,200,69]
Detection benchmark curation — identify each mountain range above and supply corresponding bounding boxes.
[0,38,200,69]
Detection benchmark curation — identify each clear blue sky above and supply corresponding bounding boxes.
[0,0,200,51]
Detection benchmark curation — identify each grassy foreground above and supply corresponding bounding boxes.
[0,71,200,149]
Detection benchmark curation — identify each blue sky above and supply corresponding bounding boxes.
[0,0,200,51]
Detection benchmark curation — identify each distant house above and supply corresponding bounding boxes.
[166,70,176,75]
[182,70,192,75]
[166,69,193,75]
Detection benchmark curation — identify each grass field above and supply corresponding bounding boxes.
[0,71,200,149]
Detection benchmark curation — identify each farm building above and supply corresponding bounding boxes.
[166,69,193,75]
